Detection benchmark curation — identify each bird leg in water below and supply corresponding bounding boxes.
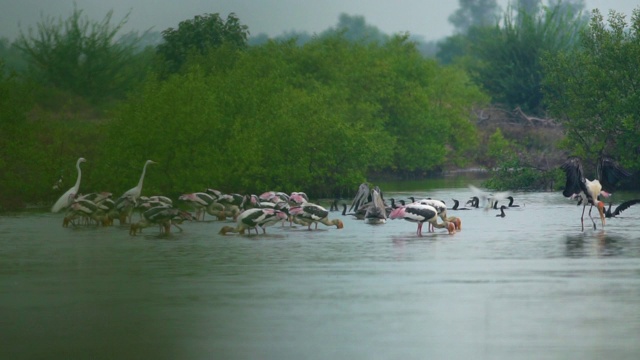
[582,205,597,231]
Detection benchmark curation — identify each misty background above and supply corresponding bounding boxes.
[1,0,637,45]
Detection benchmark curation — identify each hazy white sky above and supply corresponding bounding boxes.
[1,0,638,42]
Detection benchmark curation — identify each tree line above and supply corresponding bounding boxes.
[0,1,639,210]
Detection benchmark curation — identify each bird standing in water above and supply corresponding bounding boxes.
[561,156,630,231]
[52,157,86,213]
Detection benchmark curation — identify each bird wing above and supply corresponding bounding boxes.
[301,203,328,220]
[613,199,640,217]
[365,189,387,221]
[560,157,589,199]
[349,183,370,212]
[468,184,489,204]
[51,188,75,212]
[597,156,631,192]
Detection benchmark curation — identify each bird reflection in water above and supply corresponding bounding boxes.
[564,231,624,257]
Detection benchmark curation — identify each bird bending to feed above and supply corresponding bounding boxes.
[561,156,630,231]
[389,203,455,236]
[415,198,448,232]
[179,192,224,221]
[129,205,193,235]
[496,205,507,217]
[605,199,640,218]
[52,157,87,213]
[219,208,288,235]
[290,203,344,230]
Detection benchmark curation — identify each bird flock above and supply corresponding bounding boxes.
[51,155,639,236]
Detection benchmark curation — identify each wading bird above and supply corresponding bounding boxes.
[116,160,156,223]
[507,196,520,207]
[219,208,289,235]
[364,188,387,224]
[561,156,630,231]
[120,160,156,202]
[496,205,507,218]
[290,203,344,230]
[389,203,455,236]
[451,199,471,210]
[130,205,193,235]
[52,157,86,213]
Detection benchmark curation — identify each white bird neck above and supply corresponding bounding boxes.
[137,161,151,190]
[73,159,83,190]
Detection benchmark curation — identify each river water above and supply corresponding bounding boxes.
[2,184,640,359]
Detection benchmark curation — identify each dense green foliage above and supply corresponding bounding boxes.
[543,8,640,169]
[3,4,640,210]
[91,35,487,199]
[0,63,102,210]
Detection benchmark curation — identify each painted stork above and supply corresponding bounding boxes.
[289,192,309,206]
[218,208,289,235]
[129,205,193,235]
[290,203,344,230]
[389,203,455,236]
[63,198,110,227]
[561,156,630,231]
[52,157,86,213]
[415,198,448,232]
[179,192,219,220]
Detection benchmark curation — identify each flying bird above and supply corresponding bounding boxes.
[52,157,86,213]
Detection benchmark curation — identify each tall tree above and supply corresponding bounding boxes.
[542,8,640,167]
[14,5,140,101]
[322,13,390,43]
[468,2,586,115]
[156,13,249,75]
[448,0,502,33]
